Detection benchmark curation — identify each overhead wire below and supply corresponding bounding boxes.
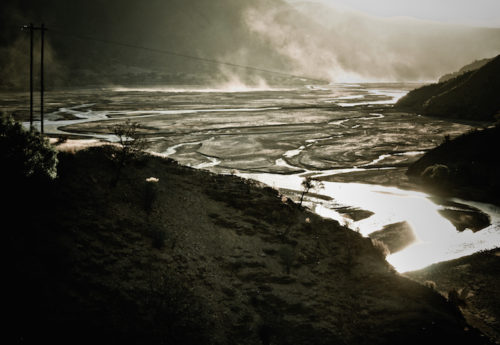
[48,27,328,84]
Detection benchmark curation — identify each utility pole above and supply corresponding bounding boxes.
[22,23,47,133]
[22,23,34,129]
[40,23,45,134]
[29,23,34,129]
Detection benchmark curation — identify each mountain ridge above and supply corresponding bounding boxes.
[1,0,500,88]
[395,55,500,121]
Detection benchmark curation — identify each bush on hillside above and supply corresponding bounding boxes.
[109,120,146,185]
[0,114,58,181]
[420,164,450,184]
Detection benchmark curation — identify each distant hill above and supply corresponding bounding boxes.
[1,0,500,88]
[438,58,493,83]
[395,55,500,121]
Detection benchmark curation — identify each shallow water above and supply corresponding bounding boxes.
[239,171,500,272]
[5,82,499,272]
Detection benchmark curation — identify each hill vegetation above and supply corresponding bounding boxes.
[406,125,500,204]
[3,123,492,344]
[438,58,493,83]
[405,249,500,344]
[395,55,500,121]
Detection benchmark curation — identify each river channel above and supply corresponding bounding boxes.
[4,82,499,272]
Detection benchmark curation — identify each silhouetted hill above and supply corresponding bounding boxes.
[406,125,500,204]
[4,143,492,345]
[438,58,493,82]
[395,55,500,121]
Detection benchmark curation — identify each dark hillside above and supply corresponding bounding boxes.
[4,144,491,345]
[395,71,475,113]
[406,249,500,343]
[395,55,500,121]
[438,58,493,83]
[407,125,500,204]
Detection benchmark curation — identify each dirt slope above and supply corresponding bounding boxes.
[5,145,491,345]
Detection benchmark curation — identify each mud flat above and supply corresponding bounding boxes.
[14,86,496,275]
[4,84,499,342]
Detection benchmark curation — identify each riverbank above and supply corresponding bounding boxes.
[406,125,500,206]
[5,143,491,345]
[405,249,500,344]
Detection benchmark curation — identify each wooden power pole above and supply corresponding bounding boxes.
[29,23,34,129]
[40,23,45,134]
[23,23,47,133]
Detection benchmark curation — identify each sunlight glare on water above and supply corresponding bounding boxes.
[25,83,499,273]
[239,172,500,273]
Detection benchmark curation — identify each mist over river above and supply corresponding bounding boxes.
[5,82,499,272]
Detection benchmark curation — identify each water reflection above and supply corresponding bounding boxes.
[239,172,500,272]
[18,84,498,273]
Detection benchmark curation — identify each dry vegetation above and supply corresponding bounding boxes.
[4,142,493,345]
[406,250,500,344]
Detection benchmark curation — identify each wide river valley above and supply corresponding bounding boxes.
[4,82,499,272]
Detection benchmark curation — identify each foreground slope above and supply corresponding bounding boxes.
[406,249,500,344]
[5,145,491,344]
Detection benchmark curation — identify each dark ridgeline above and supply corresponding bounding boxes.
[407,125,500,205]
[395,55,500,121]
[438,57,493,83]
[400,55,500,202]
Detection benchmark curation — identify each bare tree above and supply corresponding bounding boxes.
[299,177,322,206]
[109,120,146,185]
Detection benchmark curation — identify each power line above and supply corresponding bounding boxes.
[49,28,328,84]
[21,23,47,133]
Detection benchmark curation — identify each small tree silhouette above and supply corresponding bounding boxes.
[109,120,146,185]
[112,120,146,159]
[299,177,322,206]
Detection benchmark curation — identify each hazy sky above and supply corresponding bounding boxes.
[290,0,500,27]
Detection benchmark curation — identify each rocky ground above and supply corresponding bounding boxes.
[4,143,492,345]
[406,250,500,344]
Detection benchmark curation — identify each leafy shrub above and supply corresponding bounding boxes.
[0,114,58,181]
[424,280,437,290]
[420,164,450,184]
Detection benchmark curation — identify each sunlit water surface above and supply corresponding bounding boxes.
[15,83,500,272]
[239,172,500,272]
